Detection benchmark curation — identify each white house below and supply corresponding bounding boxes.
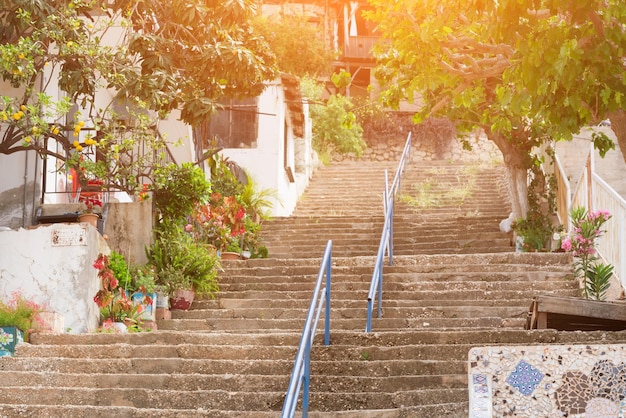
[212,74,316,217]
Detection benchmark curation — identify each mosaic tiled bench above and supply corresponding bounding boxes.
[469,344,626,417]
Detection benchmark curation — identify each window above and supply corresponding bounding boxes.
[203,97,259,149]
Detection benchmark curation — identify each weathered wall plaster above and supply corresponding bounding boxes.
[103,201,153,266]
[0,223,109,333]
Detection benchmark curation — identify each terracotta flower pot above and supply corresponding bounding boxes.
[220,251,243,260]
[169,289,195,311]
[77,213,99,227]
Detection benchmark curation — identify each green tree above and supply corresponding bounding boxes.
[367,0,626,218]
[300,77,366,161]
[0,0,276,194]
[253,13,335,78]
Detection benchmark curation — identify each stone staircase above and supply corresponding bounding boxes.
[1,158,626,417]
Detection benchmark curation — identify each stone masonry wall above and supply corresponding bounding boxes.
[333,131,503,163]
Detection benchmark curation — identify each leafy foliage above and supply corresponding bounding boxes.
[300,77,366,159]
[146,223,220,297]
[366,0,626,215]
[0,0,276,193]
[152,163,211,225]
[0,292,42,340]
[108,251,132,291]
[253,13,334,78]
[92,253,150,326]
[561,207,614,300]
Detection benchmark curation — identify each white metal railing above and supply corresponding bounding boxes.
[541,141,626,290]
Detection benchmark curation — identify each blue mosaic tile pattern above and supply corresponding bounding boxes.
[506,359,544,396]
[473,374,489,394]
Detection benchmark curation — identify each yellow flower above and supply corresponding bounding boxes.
[20,105,26,111]
[24,136,32,143]
[1,112,7,121]
[75,144,83,152]
[73,140,80,147]
[18,53,25,59]
[51,126,60,135]
[67,41,74,48]
[77,121,85,127]
[12,111,23,120]
[32,126,40,135]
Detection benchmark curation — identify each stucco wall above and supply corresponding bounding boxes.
[103,201,153,266]
[221,82,316,217]
[0,151,41,229]
[0,223,108,333]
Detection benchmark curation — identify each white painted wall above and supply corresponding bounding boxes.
[220,81,316,217]
[158,110,195,164]
[0,224,109,333]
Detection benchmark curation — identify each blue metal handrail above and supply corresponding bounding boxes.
[281,240,333,418]
[366,132,412,332]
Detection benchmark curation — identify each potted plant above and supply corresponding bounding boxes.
[147,223,220,310]
[0,292,43,355]
[186,193,249,259]
[128,264,158,321]
[77,196,102,227]
[92,253,151,332]
[560,207,614,300]
[159,266,195,311]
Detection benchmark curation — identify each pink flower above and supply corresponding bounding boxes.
[184,224,193,232]
[561,237,572,252]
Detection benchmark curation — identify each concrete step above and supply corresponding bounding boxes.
[3,158,613,416]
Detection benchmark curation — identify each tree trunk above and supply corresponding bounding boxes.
[608,110,626,164]
[485,130,529,219]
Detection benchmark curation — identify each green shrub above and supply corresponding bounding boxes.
[152,163,211,225]
[0,293,42,340]
[147,223,220,297]
[301,77,366,159]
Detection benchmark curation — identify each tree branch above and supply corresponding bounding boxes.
[443,37,515,57]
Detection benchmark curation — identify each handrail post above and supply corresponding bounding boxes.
[324,242,332,346]
[377,266,383,319]
[366,299,372,332]
[388,197,394,266]
[302,336,311,418]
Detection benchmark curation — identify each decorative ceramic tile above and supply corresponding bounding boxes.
[468,344,626,418]
[0,326,24,357]
[469,372,492,418]
[506,359,544,396]
[586,397,619,417]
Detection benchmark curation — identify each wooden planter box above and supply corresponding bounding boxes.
[0,326,24,357]
[526,295,626,331]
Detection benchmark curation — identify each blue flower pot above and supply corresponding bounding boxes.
[131,292,157,321]
[0,326,24,357]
